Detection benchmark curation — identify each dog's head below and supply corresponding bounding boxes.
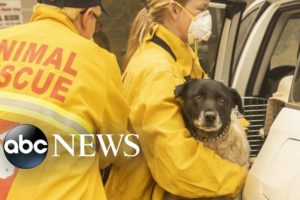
[174,79,244,140]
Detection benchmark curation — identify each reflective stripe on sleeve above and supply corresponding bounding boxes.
[0,91,94,136]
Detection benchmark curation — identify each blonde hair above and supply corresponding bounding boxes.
[124,0,187,68]
[33,3,101,21]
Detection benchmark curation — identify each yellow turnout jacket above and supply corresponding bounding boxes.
[0,5,129,200]
[105,24,247,200]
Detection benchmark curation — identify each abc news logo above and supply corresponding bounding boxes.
[3,125,140,169]
[3,125,48,169]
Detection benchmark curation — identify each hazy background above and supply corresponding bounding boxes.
[19,0,300,68]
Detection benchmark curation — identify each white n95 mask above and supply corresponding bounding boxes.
[188,10,212,45]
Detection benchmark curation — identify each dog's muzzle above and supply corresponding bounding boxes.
[204,111,217,124]
[193,111,222,132]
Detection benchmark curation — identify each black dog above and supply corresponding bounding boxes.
[174,79,244,141]
[164,79,250,200]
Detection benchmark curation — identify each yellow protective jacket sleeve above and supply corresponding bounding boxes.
[105,24,246,200]
[0,5,129,200]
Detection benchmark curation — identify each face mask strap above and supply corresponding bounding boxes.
[171,1,201,45]
[170,1,204,59]
[171,0,195,20]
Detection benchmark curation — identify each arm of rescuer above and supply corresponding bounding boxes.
[130,71,247,198]
[97,55,131,169]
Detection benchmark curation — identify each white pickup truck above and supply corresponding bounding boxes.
[204,0,300,199]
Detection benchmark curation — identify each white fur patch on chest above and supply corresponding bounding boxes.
[203,115,250,166]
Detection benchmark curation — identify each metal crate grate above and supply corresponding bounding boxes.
[242,97,268,157]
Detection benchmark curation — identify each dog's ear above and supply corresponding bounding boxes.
[174,79,193,98]
[174,84,186,98]
[229,88,244,114]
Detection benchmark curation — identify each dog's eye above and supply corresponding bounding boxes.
[193,95,202,100]
[219,98,225,104]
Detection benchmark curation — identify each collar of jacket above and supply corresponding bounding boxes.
[30,5,78,34]
[145,24,196,76]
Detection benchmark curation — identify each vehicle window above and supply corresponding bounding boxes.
[271,17,300,69]
[260,14,300,98]
[231,8,260,82]
[198,7,225,78]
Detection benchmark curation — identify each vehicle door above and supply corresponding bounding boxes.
[231,0,300,158]
[203,0,270,158]
[243,44,300,200]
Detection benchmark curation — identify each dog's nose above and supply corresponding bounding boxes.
[204,111,217,123]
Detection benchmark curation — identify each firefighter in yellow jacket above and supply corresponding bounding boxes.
[105,0,247,199]
[0,0,129,200]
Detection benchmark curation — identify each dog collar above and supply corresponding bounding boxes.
[193,124,230,142]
